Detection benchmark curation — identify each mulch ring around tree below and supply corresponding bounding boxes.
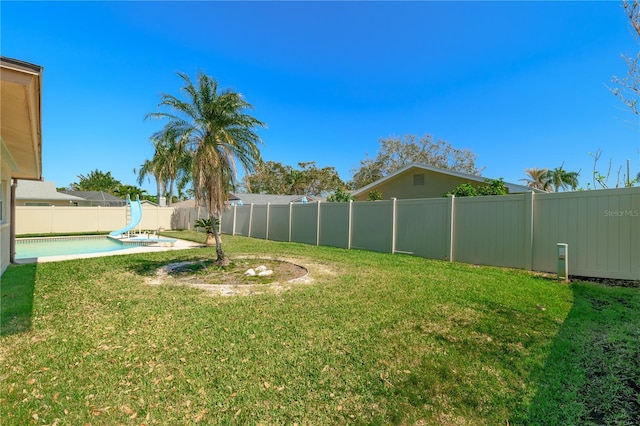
[145,256,335,296]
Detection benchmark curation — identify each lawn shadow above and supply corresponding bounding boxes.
[1,263,37,337]
[521,281,640,425]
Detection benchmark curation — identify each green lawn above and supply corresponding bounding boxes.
[1,233,638,425]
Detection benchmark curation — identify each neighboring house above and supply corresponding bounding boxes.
[15,180,85,206]
[228,193,318,205]
[1,56,43,275]
[351,163,537,201]
[173,193,319,209]
[59,190,126,206]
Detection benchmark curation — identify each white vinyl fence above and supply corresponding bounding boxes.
[219,188,640,280]
[15,204,178,234]
[15,188,639,280]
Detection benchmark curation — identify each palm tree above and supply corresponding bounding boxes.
[137,146,167,205]
[138,127,191,206]
[147,72,265,264]
[521,168,551,192]
[152,126,192,206]
[548,166,580,192]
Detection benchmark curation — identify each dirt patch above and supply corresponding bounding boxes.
[166,258,307,285]
[145,256,332,296]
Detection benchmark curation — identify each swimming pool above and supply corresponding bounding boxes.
[15,236,154,260]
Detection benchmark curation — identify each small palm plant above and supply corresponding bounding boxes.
[194,217,220,246]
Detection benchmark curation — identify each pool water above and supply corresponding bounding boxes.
[15,236,150,259]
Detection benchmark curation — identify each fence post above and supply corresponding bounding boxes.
[288,202,293,242]
[348,199,353,250]
[232,204,237,236]
[266,203,271,240]
[316,201,321,246]
[446,195,455,262]
[391,198,397,254]
[524,191,534,270]
[248,204,254,238]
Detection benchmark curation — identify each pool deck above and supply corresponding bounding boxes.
[15,237,204,264]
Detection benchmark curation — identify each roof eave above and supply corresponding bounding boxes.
[0,56,43,180]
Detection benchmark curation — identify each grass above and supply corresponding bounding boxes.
[1,232,638,425]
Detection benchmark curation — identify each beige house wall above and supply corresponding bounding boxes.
[354,169,483,201]
[1,150,12,274]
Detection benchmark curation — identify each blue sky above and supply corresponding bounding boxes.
[3,1,639,193]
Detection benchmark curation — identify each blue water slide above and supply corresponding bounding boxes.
[109,196,142,237]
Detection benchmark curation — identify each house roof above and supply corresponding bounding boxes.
[229,193,318,205]
[15,180,85,202]
[60,190,125,203]
[60,190,120,202]
[351,163,539,196]
[173,193,319,208]
[0,56,43,180]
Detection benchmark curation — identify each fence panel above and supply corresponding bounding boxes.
[250,205,268,239]
[140,205,175,231]
[291,203,319,245]
[318,202,350,249]
[395,198,450,259]
[17,205,180,234]
[268,204,291,242]
[351,201,393,253]
[170,208,189,230]
[16,206,124,234]
[453,194,526,269]
[233,206,252,236]
[533,188,640,279]
[16,206,57,234]
[171,207,207,230]
[220,209,234,234]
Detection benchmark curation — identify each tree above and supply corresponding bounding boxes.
[71,169,122,194]
[326,186,354,202]
[244,161,292,194]
[610,0,640,115]
[521,166,580,192]
[147,72,265,264]
[136,157,166,204]
[521,167,552,192]
[367,190,383,201]
[589,149,638,188]
[349,134,483,189]
[138,126,192,206]
[244,161,344,197]
[114,184,148,201]
[547,166,580,192]
[296,161,344,196]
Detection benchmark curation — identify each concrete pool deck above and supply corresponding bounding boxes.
[15,237,204,264]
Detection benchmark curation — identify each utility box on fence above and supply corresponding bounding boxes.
[557,243,568,283]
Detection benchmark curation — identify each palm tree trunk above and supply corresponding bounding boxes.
[211,224,229,266]
[168,179,175,206]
